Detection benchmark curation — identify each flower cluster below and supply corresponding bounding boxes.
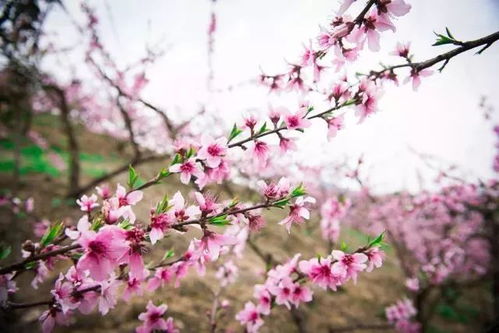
[237,243,385,332]
[320,196,351,243]
[385,298,420,333]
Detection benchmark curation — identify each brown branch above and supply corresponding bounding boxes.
[43,84,81,194]
[6,299,53,309]
[371,30,499,77]
[67,153,166,198]
[0,244,80,275]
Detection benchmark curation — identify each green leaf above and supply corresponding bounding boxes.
[228,123,243,142]
[445,27,455,39]
[158,168,171,180]
[273,198,290,208]
[155,195,170,214]
[170,153,182,165]
[40,222,64,247]
[291,183,306,198]
[128,165,139,189]
[209,214,231,226]
[227,198,239,209]
[368,232,385,248]
[432,28,459,46]
[186,147,196,159]
[257,122,267,135]
[0,244,11,260]
[91,218,102,231]
[340,241,349,251]
[162,248,175,260]
[118,219,133,230]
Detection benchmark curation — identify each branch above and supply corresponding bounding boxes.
[43,84,81,194]
[371,30,499,77]
[0,244,80,275]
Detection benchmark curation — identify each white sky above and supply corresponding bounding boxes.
[44,0,499,193]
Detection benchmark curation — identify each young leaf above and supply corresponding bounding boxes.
[186,147,196,158]
[228,123,243,142]
[155,195,170,214]
[273,198,290,208]
[118,219,133,230]
[158,168,171,180]
[0,244,11,260]
[170,153,182,165]
[291,183,306,198]
[40,222,64,247]
[128,165,139,189]
[162,248,175,260]
[368,231,385,248]
[209,214,231,226]
[340,241,349,251]
[257,122,267,135]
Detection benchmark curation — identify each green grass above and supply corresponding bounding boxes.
[0,138,116,178]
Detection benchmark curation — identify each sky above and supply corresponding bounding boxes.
[43,0,499,193]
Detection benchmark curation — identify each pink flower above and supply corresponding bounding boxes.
[169,158,204,184]
[0,273,17,305]
[194,192,220,214]
[136,301,172,333]
[77,226,129,281]
[96,184,111,199]
[236,302,264,333]
[147,267,173,291]
[170,191,201,222]
[65,215,90,240]
[283,109,311,130]
[405,277,420,292]
[299,257,344,290]
[355,79,380,122]
[98,277,120,315]
[197,136,227,168]
[378,0,412,17]
[149,212,174,245]
[76,194,99,212]
[279,196,316,233]
[385,298,417,323]
[279,136,297,153]
[39,307,71,333]
[331,250,368,283]
[327,115,344,139]
[250,141,270,169]
[116,184,143,207]
[338,0,356,15]
[247,213,266,232]
[365,246,384,272]
[258,177,290,200]
[244,115,258,130]
[268,277,295,309]
[328,82,350,102]
[290,284,313,307]
[253,285,272,315]
[51,274,79,314]
[268,107,283,125]
[199,230,238,260]
[25,197,34,212]
[123,228,147,280]
[405,68,433,90]
[215,260,239,286]
[122,277,143,301]
[391,41,410,58]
